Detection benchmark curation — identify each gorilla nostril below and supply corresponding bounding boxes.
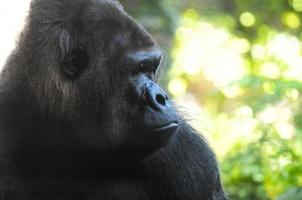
[156,94,166,106]
[144,81,169,111]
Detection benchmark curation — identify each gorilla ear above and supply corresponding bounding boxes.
[62,47,90,78]
[59,30,90,78]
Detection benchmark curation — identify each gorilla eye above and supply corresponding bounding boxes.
[62,48,89,78]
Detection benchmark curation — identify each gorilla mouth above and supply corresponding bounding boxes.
[150,122,179,132]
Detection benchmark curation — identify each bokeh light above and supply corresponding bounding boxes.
[239,12,256,27]
[0,1,31,69]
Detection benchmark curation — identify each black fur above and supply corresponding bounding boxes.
[0,0,226,199]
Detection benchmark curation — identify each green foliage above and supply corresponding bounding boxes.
[278,187,302,200]
[123,0,302,199]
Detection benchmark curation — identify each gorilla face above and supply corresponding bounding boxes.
[19,0,178,156]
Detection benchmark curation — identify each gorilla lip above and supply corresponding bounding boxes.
[150,122,178,132]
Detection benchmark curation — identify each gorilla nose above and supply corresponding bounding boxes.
[129,49,162,73]
[146,82,169,111]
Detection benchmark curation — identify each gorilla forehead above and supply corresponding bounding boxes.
[29,0,126,25]
[28,0,153,53]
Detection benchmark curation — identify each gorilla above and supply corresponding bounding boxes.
[0,0,226,199]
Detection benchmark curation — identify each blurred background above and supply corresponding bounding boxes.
[1,0,302,199]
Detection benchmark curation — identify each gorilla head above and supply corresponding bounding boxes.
[0,0,226,199]
[2,0,178,161]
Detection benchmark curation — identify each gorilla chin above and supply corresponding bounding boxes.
[136,106,179,153]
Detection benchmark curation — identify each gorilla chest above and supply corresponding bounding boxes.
[4,178,154,200]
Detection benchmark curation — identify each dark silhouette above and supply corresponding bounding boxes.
[0,0,226,199]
